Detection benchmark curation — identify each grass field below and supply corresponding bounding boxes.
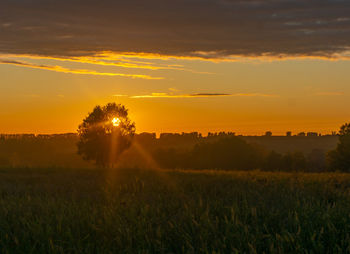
[1,168,350,253]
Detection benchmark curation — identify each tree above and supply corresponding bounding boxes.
[262,151,283,171]
[328,123,350,172]
[307,149,326,172]
[77,103,135,167]
[189,137,262,170]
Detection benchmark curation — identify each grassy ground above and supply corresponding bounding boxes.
[0,168,350,253]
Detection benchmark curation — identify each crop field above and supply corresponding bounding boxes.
[1,168,350,253]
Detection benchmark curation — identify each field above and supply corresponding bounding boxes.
[1,168,350,253]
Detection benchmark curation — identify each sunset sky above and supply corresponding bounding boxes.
[1,0,350,135]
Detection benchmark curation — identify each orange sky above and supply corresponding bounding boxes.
[0,53,349,135]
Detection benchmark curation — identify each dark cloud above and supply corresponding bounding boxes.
[1,0,350,59]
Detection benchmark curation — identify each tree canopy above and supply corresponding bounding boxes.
[328,123,350,172]
[77,103,135,167]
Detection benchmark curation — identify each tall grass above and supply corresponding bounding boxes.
[0,168,350,253]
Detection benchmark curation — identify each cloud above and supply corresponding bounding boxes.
[1,0,350,60]
[0,53,214,75]
[0,59,163,79]
[1,53,185,71]
[130,92,277,98]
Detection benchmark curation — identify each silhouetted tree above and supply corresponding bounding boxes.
[280,152,306,172]
[328,123,350,171]
[262,151,300,172]
[262,151,283,171]
[153,148,188,169]
[289,151,307,172]
[307,149,326,172]
[189,137,262,170]
[77,103,135,167]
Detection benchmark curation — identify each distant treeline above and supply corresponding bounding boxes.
[154,137,327,172]
[0,133,89,168]
[0,132,338,171]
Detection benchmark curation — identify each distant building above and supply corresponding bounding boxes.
[297,132,306,137]
[307,132,318,137]
[265,131,272,137]
[286,131,292,137]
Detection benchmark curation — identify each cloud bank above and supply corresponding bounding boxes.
[1,0,350,60]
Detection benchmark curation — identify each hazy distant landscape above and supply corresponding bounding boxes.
[1,127,349,252]
[0,132,338,170]
[2,128,348,252]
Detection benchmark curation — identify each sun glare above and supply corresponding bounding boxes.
[112,117,121,127]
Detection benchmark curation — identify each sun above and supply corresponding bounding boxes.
[112,117,121,127]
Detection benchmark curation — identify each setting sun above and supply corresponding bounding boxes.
[112,117,121,127]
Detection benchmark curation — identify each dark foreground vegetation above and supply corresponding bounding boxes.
[1,168,350,253]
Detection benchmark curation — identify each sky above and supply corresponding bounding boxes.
[1,0,350,135]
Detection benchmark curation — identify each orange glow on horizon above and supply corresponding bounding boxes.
[1,48,350,136]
